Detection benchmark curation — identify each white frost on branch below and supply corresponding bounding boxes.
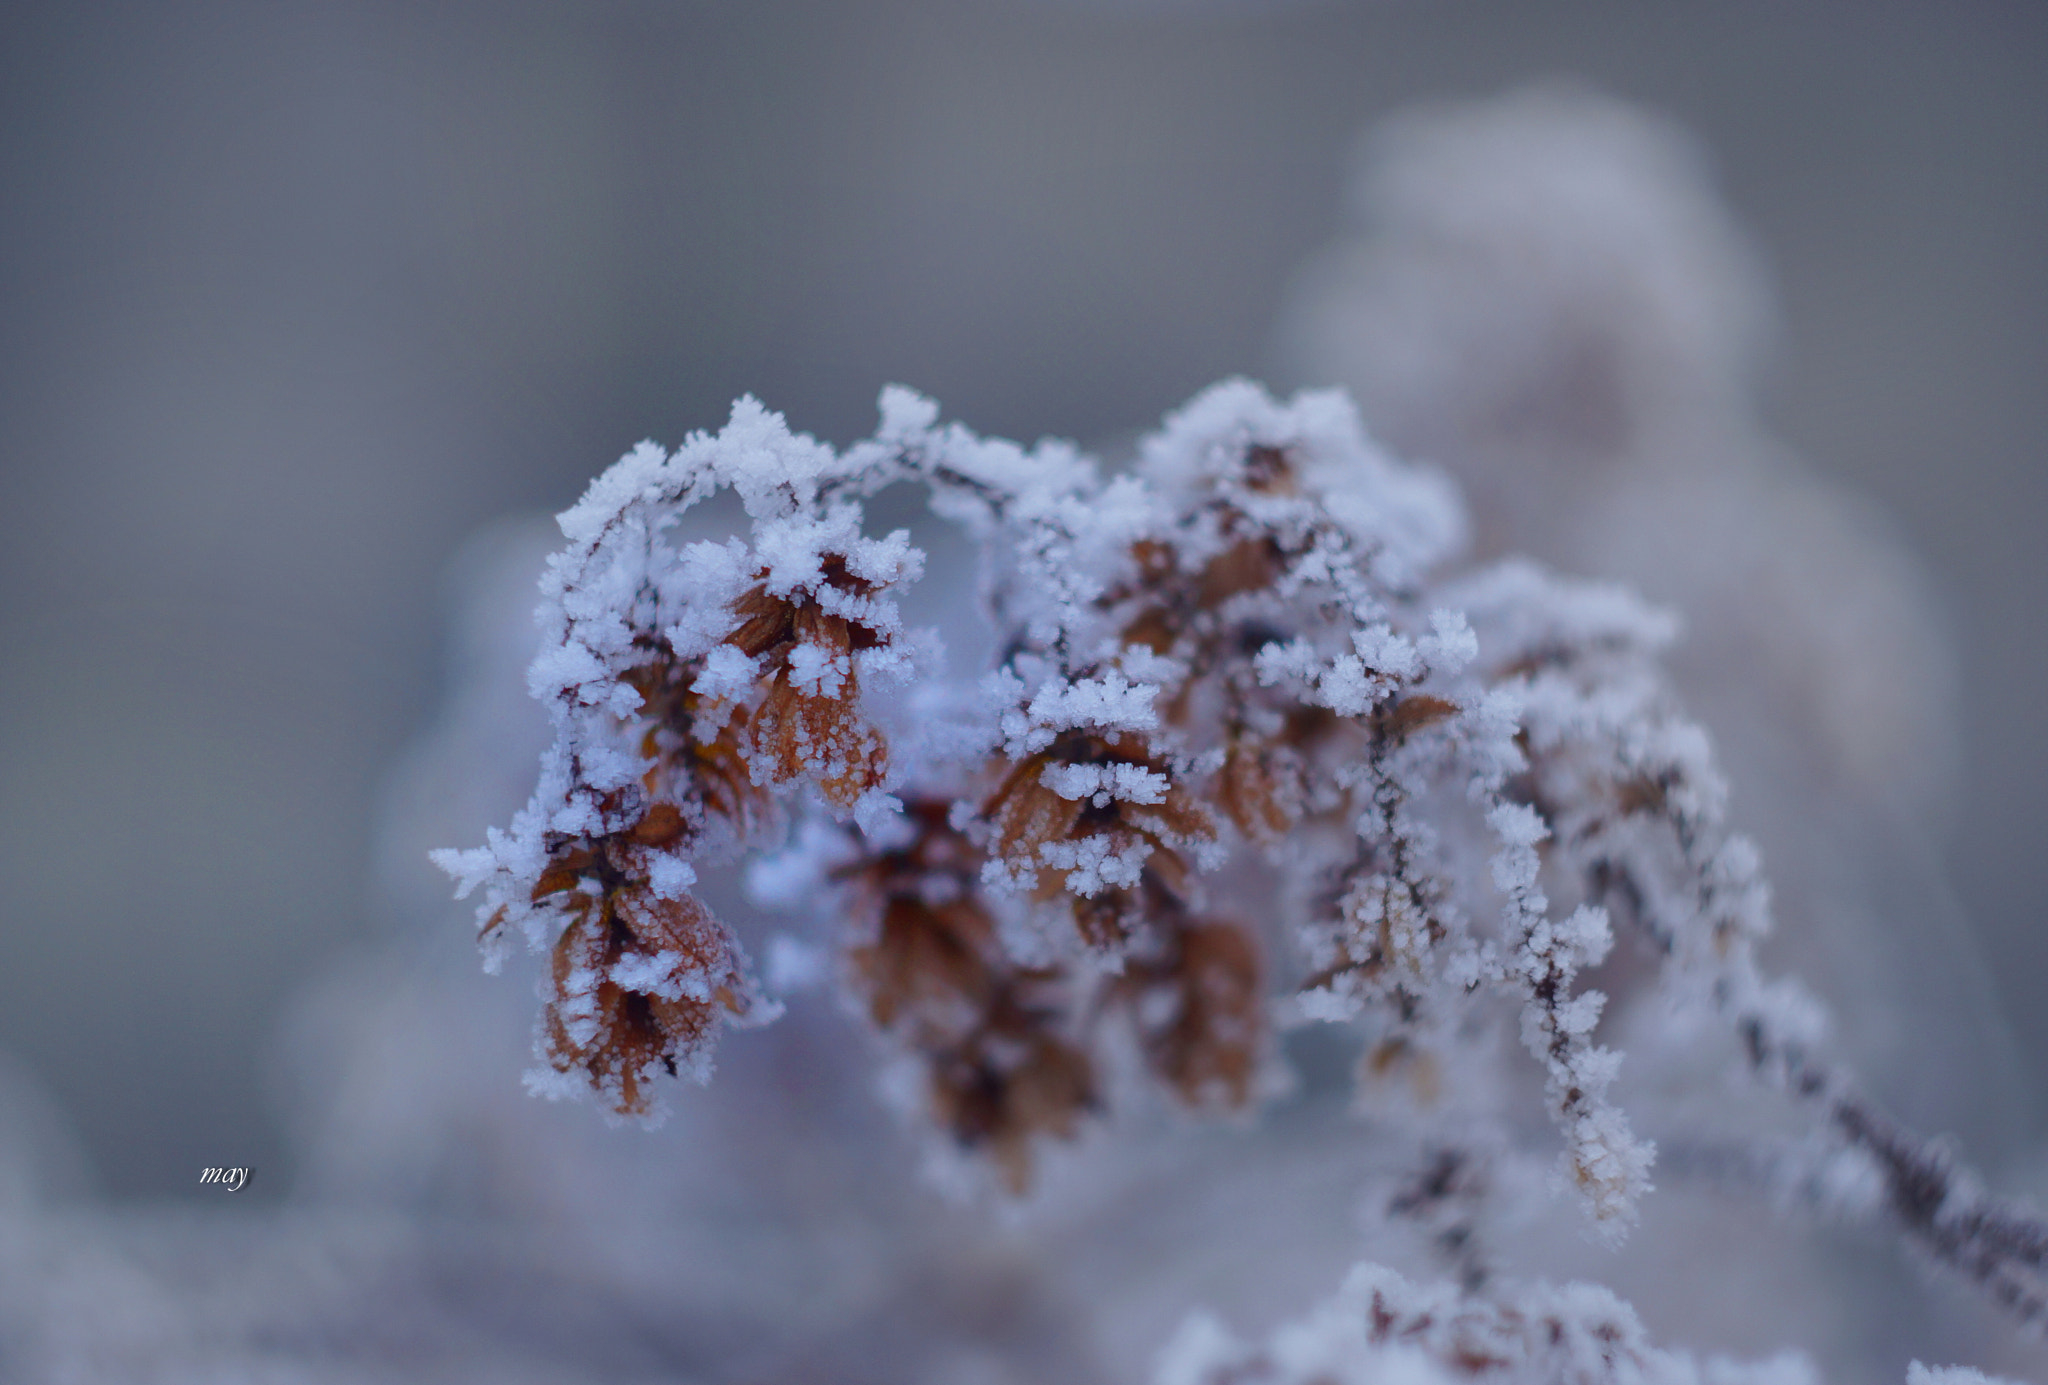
[1158,1260,1874,1384]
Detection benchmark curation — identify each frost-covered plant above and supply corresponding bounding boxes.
[1272,88,2019,1156]
[437,379,2045,1381]
[1158,1261,1825,1385]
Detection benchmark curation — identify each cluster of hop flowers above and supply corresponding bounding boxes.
[437,380,2044,1381]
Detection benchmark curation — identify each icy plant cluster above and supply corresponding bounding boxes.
[1158,1261,1822,1385]
[1160,1261,2034,1385]
[438,379,2044,1381]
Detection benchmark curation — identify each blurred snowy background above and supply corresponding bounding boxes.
[2,1,2047,1378]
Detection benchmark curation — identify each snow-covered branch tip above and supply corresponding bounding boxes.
[435,380,2047,1328]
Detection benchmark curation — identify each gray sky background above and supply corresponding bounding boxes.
[3,0,2044,1202]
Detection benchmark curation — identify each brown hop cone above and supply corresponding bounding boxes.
[843,804,1097,1191]
[982,730,1218,950]
[541,884,756,1119]
[1117,919,1264,1111]
[621,661,771,838]
[723,559,893,809]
